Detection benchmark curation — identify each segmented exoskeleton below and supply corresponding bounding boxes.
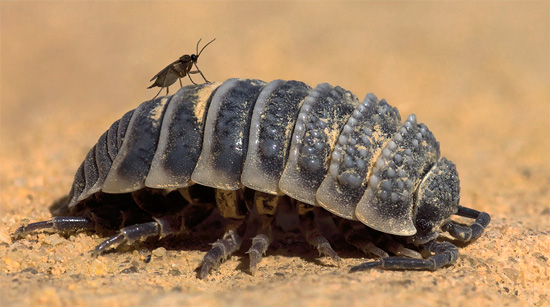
[14,79,490,278]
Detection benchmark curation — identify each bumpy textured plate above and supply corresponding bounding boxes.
[241,80,311,195]
[355,114,440,235]
[316,93,401,219]
[279,83,359,205]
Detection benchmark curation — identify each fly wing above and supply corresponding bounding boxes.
[171,61,189,77]
[150,59,181,82]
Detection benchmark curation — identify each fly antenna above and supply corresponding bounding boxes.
[197,38,216,57]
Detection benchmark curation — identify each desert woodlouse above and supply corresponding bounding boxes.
[14,78,490,278]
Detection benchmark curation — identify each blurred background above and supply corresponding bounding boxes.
[1,2,549,223]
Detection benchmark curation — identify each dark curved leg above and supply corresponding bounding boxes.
[92,221,160,256]
[92,214,183,256]
[441,206,491,242]
[200,189,247,279]
[152,87,163,99]
[246,192,278,275]
[187,73,198,85]
[247,233,270,275]
[193,62,209,83]
[200,221,243,279]
[339,221,389,258]
[382,237,423,259]
[350,241,458,272]
[298,202,341,263]
[13,216,95,239]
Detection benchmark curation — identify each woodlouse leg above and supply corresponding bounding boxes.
[297,202,341,264]
[349,241,459,272]
[92,221,159,256]
[441,206,491,242]
[200,220,244,279]
[382,238,422,259]
[246,191,278,275]
[13,216,95,239]
[200,189,247,279]
[92,215,183,256]
[247,233,270,275]
[339,221,389,258]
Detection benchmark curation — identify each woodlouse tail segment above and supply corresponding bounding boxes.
[349,241,459,272]
[12,216,95,240]
[441,206,491,242]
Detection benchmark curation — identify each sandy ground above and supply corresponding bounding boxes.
[1,2,549,307]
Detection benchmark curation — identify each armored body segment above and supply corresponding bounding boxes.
[102,96,171,194]
[191,79,267,190]
[89,132,113,196]
[67,160,87,207]
[70,111,133,207]
[116,110,134,150]
[355,114,440,235]
[414,157,460,233]
[279,83,359,205]
[105,120,120,161]
[241,80,311,195]
[145,82,220,189]
[75,146,100,204]
[316,94,401,219]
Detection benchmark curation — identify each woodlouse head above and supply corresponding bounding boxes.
[413,157,460,237]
